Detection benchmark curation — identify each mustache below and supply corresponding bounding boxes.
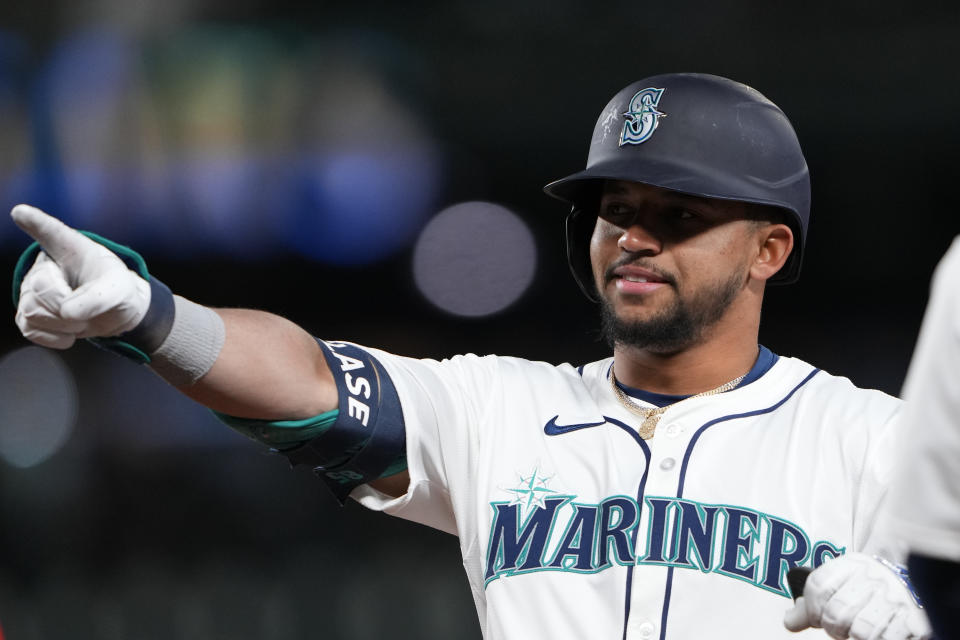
[604,258,678,287]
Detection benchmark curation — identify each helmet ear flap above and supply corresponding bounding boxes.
[565,209,600,302]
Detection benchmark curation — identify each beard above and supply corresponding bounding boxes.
[599,270,745,353]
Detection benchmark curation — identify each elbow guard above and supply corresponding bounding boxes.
[214,339,407,504]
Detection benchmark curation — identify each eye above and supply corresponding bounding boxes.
[599,202,635,225]
[669,207,699,222]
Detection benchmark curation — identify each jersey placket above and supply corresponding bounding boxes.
[610,398,696,640]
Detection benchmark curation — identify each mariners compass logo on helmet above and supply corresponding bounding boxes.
[620,87,666,146]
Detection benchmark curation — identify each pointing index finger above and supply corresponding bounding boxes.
[11,204,92,268]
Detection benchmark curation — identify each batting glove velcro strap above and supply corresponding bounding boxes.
[12,205,173,364]
[783,552,932,639]
[114,277,176,356]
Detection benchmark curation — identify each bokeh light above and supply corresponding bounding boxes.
[0,346,78,468]
[413,201,537,317]
[282,146,440,266]
[278,45,440,266]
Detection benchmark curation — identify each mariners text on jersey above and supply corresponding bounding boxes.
[484,493,844,597]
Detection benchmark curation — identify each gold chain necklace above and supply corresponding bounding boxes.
[609,367,747,440]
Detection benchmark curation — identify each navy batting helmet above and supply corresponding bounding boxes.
[543,73,810,301]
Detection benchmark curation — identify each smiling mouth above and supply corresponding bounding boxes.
[606,263,675,288]
[613,277,669,296]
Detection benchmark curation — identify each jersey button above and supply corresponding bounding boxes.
[663,422,681,437]
[659,457,676,471]
[632,620,656,639]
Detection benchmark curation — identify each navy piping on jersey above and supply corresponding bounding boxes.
[613,345,778,408]
[653,367,821,640]
[597,417,651,640]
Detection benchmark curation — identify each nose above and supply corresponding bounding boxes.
[617,217,663,254]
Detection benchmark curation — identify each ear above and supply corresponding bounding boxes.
[750,224,794,282]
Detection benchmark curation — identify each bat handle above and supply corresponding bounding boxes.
[787,566,812,601]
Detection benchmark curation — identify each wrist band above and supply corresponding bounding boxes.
[147,295,226,386]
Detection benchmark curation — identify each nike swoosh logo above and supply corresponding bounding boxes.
[544,415,608,435]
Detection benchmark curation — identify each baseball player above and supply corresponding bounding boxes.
[11,73,931,639]
[886,237,960,638]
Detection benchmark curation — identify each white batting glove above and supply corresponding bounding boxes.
[783,553,931,639]
[11,204,150,349]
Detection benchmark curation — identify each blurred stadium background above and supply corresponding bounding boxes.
[0,1,958,637]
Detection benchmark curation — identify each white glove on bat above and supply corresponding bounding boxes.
[12,204,150,349]
[783,553,932,639]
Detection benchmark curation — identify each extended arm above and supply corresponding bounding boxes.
[183,309,336,421]
[11,204,408,497]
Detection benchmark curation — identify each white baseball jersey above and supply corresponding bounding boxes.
[341,345,900,639]
[888,237,960,561]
